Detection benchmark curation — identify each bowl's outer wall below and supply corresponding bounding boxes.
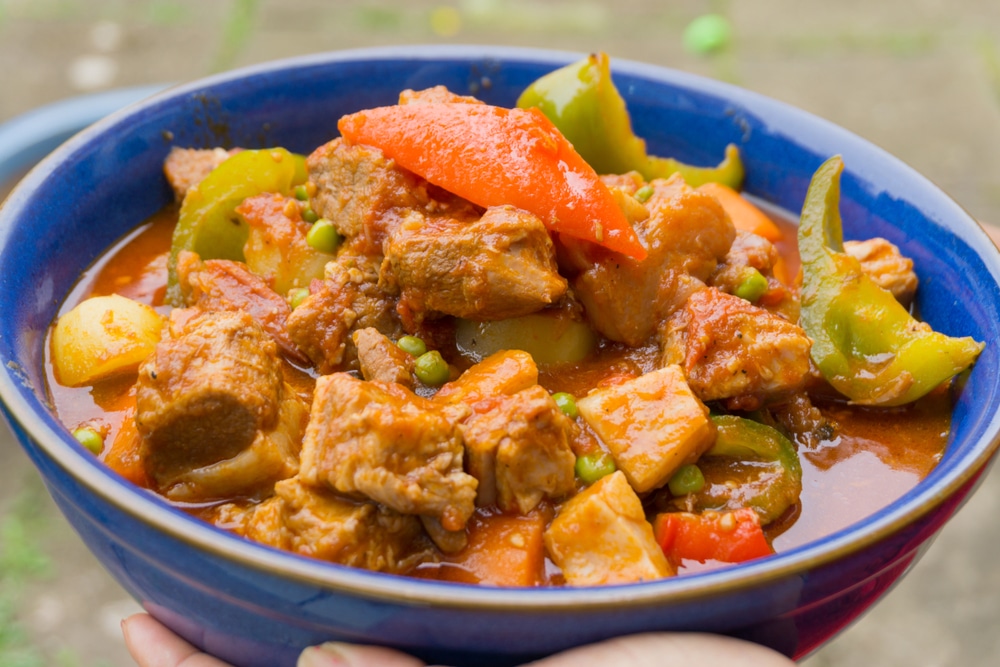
[1,47,999,666]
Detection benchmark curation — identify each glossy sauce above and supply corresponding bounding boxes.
[46,207,950,580]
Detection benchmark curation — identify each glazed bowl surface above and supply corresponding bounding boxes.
[1,46,998,667]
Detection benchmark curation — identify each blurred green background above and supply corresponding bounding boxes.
[0,1,998,666]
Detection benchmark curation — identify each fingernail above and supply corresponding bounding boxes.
[297,643,350,667]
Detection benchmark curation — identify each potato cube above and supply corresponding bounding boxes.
[543,471,673,585]
[51,294,164,387]
[576,365,713,493]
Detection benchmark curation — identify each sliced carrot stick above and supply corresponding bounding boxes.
[698,181,783,242]
[438,510,549,587]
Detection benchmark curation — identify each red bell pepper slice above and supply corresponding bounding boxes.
[337,102,647,260]
[653,508,773,565]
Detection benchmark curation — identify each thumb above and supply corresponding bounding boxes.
[298,642,428,667]
[522,633,796,667]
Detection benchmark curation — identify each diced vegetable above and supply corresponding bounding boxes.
[433,350,538,408]
[337,102,647,260]
[517,52,744,189]
[667,463,705,496]
[798,155,983,405]
[51,294,164,387]
[166,147,307,305]
[72,426,104,455]
[734,267,769,303]
[575,365,715,493]
[653,508,773,564]
[544,471,674,585]
[455,314,598,365]
[437,510,548,587]
[396,335,428,358]
[696,181,783,242]
[684,415,802,524]
[551,392,578,418]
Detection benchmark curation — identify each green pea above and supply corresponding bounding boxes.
[575,451,616,485]
[668,463,706,496]
[735,267,769,303]
[683,14,732,56]
[396,335,428,358]
[551,392,578,418]
[73,426,104,455]
[634,184,655,203]
[302,207,319,223]
[306,219,342,254]
[287,287,310,309]
[414,350,450,386]
[293,184,309,201]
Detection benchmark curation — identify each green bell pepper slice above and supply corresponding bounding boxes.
[798,155,983,406]
[516,52,744,189]
[680,415,802,525]
[166,147,307,305]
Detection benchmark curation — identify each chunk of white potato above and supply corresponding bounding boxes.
[543,470,674,585]
[51,294,164,387]
[455,314,597,365]
[576,365,715,494]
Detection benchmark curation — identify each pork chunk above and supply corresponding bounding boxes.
[176,251,306,364]
[286,248,402,373]
[162,147,235,200]
[544,471,674,585]
[576,365,714,494]
[247,477,434,574]
[299,373,477,531]
[460,385,577,513]
[710,230,799,322]
[380,205,567,321]
[661,287,813,410]
[136,310,306,500]
[844,237,919,307]
[569,174,735,345]
[352,327,414,388]
[306,138,429,249]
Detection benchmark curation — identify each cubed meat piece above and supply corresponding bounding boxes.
[162,146,235,200]
[709,230,799,323]
[844,237,918,307]
[300,373,477,531]
[380,205,567,321]
[352,327,414,388]
[544,471,674,585]
[399,85,484,105]
[136,310,307,500]
[237,193,332,295]
[576,365,714,494]
[567,174,735,346]
[661,287,813,410]
[306,137,429,249]
[247,478,434,574]
[433,350,538,408]
[176,251,306,364]
[286,248,402,373]
[460,385,577,513]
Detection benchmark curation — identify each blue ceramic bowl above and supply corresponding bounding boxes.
[1,46,999,667]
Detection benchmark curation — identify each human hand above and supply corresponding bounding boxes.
[121,613,796,667]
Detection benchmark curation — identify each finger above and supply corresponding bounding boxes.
[522,633,797,667]
[297,642,428,667]
[121,613,234,667]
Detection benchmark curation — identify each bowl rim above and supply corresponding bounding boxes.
[2,43,1000,611]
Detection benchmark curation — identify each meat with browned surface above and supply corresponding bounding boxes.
[247,477,434,573]
[135,309,307,501]
[567,173,735,345]
[380,205,567,322]
[710,229,799,322]
[162,146,235,200]
[176,251,306,364]
[844,237,919,308]
[286,246,402,373]
[461,385,577,513]
[352,327,414,387]
[661,287,813,410]
[299,373,477,532]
